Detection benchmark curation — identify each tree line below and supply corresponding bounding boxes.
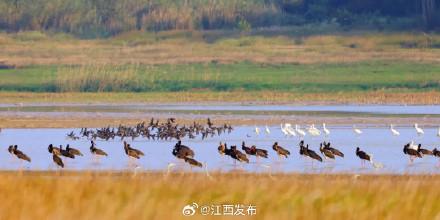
[0,0,438,38]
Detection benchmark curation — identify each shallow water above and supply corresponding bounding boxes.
[1,104,440,117]
[1,125,439,174]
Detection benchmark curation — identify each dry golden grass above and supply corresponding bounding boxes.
[1,91,440,105]
[1,31,440,67]
[0,171,438,220]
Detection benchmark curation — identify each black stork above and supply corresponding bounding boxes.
[323,142,344,158]
[90,140,108,157]
[319,143,335,160]
[356,147,372,167]
[403,143,422,163]
[66,144,83,157]
[272,142,290,159]
[9,145,31,162]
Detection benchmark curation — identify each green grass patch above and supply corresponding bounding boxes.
[0,61,439,92]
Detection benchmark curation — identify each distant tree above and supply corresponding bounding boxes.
[420,0,437,29]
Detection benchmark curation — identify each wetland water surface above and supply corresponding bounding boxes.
[2,104,440,117]
[1,125,439,174]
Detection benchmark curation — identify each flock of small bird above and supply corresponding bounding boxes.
[67,118,233,141]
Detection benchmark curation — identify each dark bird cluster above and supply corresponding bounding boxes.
[218,142,249,164]
[8,145,31,162]
[403,142,437,163]
[47,143,84,168]
[242,141,268,158]
[299,141,322,162]
[319,141,344,160]
[72,118,232,141]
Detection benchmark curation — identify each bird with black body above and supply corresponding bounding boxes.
[304,144,323,162]
[60,145,75,159]
[403,143,422,163]
[356,147,372,166]
[323,142,344,157]
[90,140,108,156]
[66,144,83,156]
[172,140,194,159]
[8,145,31,162]
[48,144,61,156]
[272,142,290,158]
[417,144,433,156]
[319,143,335,160]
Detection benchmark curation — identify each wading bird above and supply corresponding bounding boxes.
[414,123,424,136]
[242,142,268,159]
[254,126,260,136]
[66,144,83,157]
[319,143,335,160]
[307,124,321,136]
[265,125,270,135]
[295,125,306,137]
[323,142,344,158]
[356,147,371,167]
[284,124,297,137]
[390,124,400,136]
[353,125,362,135]
[251,145,268,158]
[172,141,194,159]
[183,157,203,168]
[48,145,64,168]
[48,144,61,156]
[90,140,108,157]
[60,145,75,159]
[322,123,330,136]
[228,145,249,164]
[417,144,433,156]
[280,124,289,136]
[123,141,144,159]
[403,143,422,163]
[52,154,64,168]
[272,142,290,159]
[8,145,31,162]
[302,144,323,162]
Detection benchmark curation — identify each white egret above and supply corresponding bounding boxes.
[265,125,270,135]
[322,123,330,136]
[307,124,321,136]
[414,123,424,136]
[390,124,400,136]
[295,124,306,137]
[254,126,260,135]
[353,125,362,135]
[280,124,289,136]
[284,124,297,136]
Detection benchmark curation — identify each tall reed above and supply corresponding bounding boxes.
[55,64,141,92]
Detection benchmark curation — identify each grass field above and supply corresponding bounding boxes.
[1,30,440,67]
[1,62,440,93]
[1,30,439,103]
[0,171,438,219]
[1,91,440,105]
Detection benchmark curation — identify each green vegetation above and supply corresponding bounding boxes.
[0,0,439,39]
[0,61,439,92]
